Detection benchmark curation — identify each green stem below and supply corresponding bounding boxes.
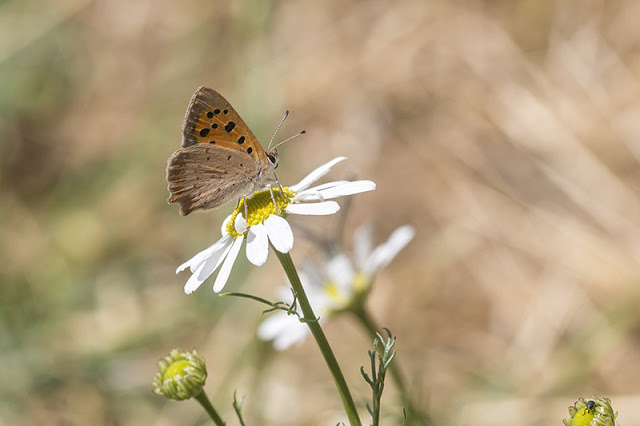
[353,304,432,426]
[273,247,362,426]
[194,391,226,425]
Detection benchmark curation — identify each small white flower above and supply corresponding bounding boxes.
[177,157,376,294]
[258,224,416,349]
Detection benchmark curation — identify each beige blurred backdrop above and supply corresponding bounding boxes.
[2,0,640,424]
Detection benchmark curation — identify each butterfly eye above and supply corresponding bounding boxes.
[267,150,279,168]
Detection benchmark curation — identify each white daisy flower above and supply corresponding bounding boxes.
[177,157,376,294]
[258,224,416,350]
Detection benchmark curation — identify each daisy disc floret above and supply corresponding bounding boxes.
[176,157,376,294]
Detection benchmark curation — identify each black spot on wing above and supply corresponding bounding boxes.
[225,121,236,133]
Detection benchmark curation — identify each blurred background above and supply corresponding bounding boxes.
[2,0,640,424]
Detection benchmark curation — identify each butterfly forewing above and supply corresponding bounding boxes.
[182,87,269,168]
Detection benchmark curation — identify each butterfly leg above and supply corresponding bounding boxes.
[273,172,286,203]
[234,197,248,219]
[269,186,283,213]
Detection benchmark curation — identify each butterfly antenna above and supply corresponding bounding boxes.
[270,130,306,151]
[268,110,289,150]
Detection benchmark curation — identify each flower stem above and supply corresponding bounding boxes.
[273,247,362,426]
[194,390,226,425]
[353,304,432,426]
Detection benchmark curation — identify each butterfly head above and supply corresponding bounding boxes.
[266,148,279,169]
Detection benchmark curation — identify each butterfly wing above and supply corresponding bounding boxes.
[167,144,259,216]
[181,86,271,169]
[167,87,279,215]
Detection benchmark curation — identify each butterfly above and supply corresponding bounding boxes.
[166,87,279,216]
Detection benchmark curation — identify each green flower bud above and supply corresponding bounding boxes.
[153,348,207,401]
[562,397,618,426]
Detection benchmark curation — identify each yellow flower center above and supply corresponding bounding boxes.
[326,280,350,308]
[325,273,371,311]
[164,359,191,380]
[353,272,368,293]
[571,408,595,426]
[226,187,294,237]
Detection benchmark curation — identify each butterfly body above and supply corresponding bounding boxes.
[167,87,278,216]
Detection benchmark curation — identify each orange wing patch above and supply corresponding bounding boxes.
[181,87,269,167]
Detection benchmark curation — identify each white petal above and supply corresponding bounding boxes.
[286,201,340,215]
[274,323,311,350]
[220,214,232,236]
[293,181,363,202]
[264,215,294,253]
[309,181,349,191]
[327,254,356,292]
[289,157,347,192]
[293,189,325,202]
[184,237,234,294]
[184,262,208,294]
[234,214,248,234]
[257,312,293,340]
[246,223,269,266]
[213,237,244,292]
[316,180,376,199]
[364,225,415,276]
[177,235,230,274]
[353,224,374,270]
[257,313,311,350]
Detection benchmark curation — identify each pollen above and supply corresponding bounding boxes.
[227,187,295,237]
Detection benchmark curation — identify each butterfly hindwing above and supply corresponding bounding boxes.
[182,87,269,168]
[167,144,259,216]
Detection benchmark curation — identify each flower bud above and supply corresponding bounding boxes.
[562,397,618,426]
[153,348,207,401]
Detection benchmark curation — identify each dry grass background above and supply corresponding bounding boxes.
[2,0,640,424]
